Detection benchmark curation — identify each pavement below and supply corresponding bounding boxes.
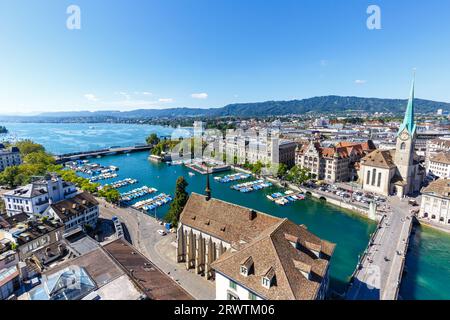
[346,196,413,300]
[97,198,215,300]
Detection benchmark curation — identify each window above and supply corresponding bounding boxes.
[400,142,406,150]
[240,266,248,276]
[377,172,382,187]
[371,169,377,186]
[262,277,271,289]
[229,280,237,290]
[248,292,257,300]
[227,292,240,300]
[366,170,371,184]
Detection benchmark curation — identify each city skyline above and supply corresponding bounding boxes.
[1,0,450,114]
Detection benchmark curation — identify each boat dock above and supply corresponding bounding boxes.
[214,173,251,183]
[55,144,153,164]
[231,179,272,193]
[266,190,305,205]
[89,172,118,182]
[105,178,138,189]
[120,186,157,202]
[132,193,172,211]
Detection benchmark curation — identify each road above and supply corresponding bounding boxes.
[97,198,215,300]
[346,196,413,300]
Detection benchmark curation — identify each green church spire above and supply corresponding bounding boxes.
[398,73,416,136]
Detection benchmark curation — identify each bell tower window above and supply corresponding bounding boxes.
[400,142,406,150]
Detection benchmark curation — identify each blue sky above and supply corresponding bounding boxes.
[1,0,449,114]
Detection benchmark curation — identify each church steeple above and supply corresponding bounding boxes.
[398,73,416,136]
[205,166,211,201]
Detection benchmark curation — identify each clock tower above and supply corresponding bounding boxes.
[394,75,416,193]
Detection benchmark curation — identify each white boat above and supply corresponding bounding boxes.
[188,172,195,177]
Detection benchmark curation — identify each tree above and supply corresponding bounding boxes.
[251,161,264,175]
[146,133,160,145]
[277,163,288,178]
[14,140,45,156]
[164,176,189,226]
[286,165,311,185]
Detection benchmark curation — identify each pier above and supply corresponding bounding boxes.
[55,144,153,163]
[345,197,414,300]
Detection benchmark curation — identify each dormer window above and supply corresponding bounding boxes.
[240,256,253,277]
[262,276,271,289]
[261,267,275,289]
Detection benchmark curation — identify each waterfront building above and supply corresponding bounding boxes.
[2,174,78,217]
[359,78,425,197]
[44,192,99,235]
[425,138,450,172]
[0,145,21,172]
[224,128,297,167]
[419,178,450,225]
[296,140,375,182]
[176,184,335,300]
[426,152,450,178]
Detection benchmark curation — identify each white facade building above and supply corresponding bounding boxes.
[419,178,450,226]
[2,174,77,217]
[427,152,450,178]
[0,146,21,172]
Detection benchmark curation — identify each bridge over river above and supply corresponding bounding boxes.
[54,144,153,163]
[346,197,414,300]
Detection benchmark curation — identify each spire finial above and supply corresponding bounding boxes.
[204,163,211,201]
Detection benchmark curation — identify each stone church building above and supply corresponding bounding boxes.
[359,78,424,197]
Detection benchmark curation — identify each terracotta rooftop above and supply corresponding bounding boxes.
[430,152,450,165]
[181,193,335,300]
[180,193,281,247]
[211,219,335,300]
[422,178,450,198]
[50,192,99,222]
[361,149,397,169]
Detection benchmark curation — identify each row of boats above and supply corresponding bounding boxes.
[105,178,138,189]
[66,160,119,176]
[266,190,306,205]
[132,193,173,211]
[214,173,251,183]
[120,186,157,202]
[231,179,273,193]
[89,172,118,182]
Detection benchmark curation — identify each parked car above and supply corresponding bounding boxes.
[157,229,167,236]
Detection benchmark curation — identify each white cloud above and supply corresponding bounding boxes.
[84,94,99,102]
[133,91,152,96]
[191,92,208,99]
[158,98,174,103]
[355,80,367,84]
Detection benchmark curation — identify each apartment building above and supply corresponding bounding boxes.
[427,152,450,178]
[0,145,21,172]
[419,178,450,226]
[2,174,78,217]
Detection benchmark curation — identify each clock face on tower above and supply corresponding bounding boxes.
[399,130,410,141]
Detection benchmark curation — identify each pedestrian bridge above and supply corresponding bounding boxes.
[54,144,153,163]
[346,198,414,300]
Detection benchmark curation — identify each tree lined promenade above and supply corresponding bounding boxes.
[0,140,120,203]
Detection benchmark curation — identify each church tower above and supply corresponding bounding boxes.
[394,75,417,192]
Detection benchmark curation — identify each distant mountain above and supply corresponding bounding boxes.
[1,96,449,121]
